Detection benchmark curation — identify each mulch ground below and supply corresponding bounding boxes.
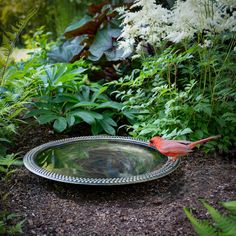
[1,122,236,236]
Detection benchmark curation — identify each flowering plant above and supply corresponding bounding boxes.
[119,0,236,54]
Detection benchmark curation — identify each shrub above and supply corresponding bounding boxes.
[27,61,130,135]
[111,41,236,151]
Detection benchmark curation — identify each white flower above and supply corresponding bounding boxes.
[118,0,171,53]
[118,0,236,54]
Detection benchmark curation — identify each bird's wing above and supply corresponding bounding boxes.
[159,141,192,155]
[174,140,192,145]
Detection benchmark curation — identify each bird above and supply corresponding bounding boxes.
[149,135,221,161]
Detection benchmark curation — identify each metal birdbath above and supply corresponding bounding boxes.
[23,136,180,185]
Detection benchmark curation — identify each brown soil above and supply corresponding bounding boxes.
[1,123,236,236]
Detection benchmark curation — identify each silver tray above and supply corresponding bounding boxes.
[23,136,180,185]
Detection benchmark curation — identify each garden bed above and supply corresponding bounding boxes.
[1,124,236,235]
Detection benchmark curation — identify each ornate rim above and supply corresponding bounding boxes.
[23,136,181,186]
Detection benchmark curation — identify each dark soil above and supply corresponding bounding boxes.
[1,123,236,236]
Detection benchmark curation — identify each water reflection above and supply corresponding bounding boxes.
[35,140,168,178]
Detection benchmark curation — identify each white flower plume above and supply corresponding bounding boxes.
[118,0,236,54]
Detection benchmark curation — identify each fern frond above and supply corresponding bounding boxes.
[183,207,217,236]
[0,8,37,84]
[221,201,236,215]
[201,200,236,236]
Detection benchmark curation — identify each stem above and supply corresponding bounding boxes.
[167,64,171,88]
[174,63,177,91]
[203,65,207,95]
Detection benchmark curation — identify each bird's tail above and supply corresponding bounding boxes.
[188,135,221,149]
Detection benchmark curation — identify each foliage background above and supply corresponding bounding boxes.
[0,0,105,44]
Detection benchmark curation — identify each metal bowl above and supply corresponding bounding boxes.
[23,136,180,185]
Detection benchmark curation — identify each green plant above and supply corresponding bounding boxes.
[111,39,236,151]
[0,154,22,178]
[0,8,37,85]
[0,92,26,155]
[48,2,129,63]
[0,211,24,235]
[27,61,128,134]
[22,25,52,49]
[0,8,40,155]
[0,10,38,236]
[184,200,236,236]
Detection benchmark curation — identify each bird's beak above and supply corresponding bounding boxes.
[148,142,153,147]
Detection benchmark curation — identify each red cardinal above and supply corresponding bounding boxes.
[149,135,221,161]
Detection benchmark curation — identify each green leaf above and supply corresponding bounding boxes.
[80,85,90,101]
[53,117,67,132]
[91,86,108,102]
[88,25,127,61]
[53,94,79,103]
[37,114,58,124]
[0,166,7,173]
[71,110,102,124]
[184,208,217,236]
[97,113,117,135]
[98,119,116,135]
[69,101,98,110]
[104,116,117,127]
[25,109,50,118]
[89,28,112,60]
[64,15,92,35]
[48,36,87,63]
[139,128,155,136]
[91,122,103,135]
[105,47,126,61]
[96,101,123,110]
[221,201,236,213]
[201,201,236,235]
[66,114,75,127]
[0,154,19,167]
[0,138,10,143]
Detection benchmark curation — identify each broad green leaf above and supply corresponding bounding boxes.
[89,28,112,60]
[25,109,50,118]
[80,85,90,101]
[96,101,122,110]
[53,117,67,132]
[103,116,117,127]
[91,86,107,102]
[105,47,126,61]
[53,94,79,103]
[64,15,92,35]
[55,74,78,84]
[45,64,67,84]
[66,114,75,127]
[48,36,87,62]
[89,25,129,61]
[37,114,58,124]
[98,119,116,135]
[71,110,102,124]
[69,101,98,110]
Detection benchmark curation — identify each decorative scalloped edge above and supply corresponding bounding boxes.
[23,136,181,185]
